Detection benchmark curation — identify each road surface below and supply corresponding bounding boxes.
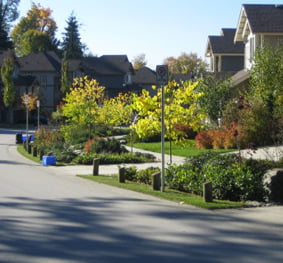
[0,129,282,263]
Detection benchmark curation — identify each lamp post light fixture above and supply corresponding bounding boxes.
[36,99,40,130]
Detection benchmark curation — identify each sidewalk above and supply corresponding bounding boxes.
[50,146,186,176]
[49,145,283,177]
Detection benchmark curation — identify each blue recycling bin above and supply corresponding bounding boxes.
[42,156,56,166]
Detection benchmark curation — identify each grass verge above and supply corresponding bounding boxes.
[17,144,41,164]
[131,140,234,158]
[80,175,247,210]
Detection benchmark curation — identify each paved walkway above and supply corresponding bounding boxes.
[50,145,186,176]
[50,144,283,177]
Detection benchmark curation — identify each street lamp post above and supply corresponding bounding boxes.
[24,94,29,148]
[36,100,40,130]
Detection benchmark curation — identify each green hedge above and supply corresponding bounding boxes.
[73,152,156,165]
[165,153,279,201]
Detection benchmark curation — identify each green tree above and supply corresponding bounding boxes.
[1,53,15,107]
[0,0,20,50]
[60,51,70,95]
[130,81,206,142]
[198,74,232,125]
[247,45,283,144]
[10,3,58,56]
[132,53,147,70]
[164,52,208,79]
[97,92,133,127]
[62,76,105,129]
[250,46,283,117]
[61,12,85,59]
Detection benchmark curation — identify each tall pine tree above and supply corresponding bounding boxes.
[61,13,85,59]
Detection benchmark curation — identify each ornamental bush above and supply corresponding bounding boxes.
[165,152,275,201]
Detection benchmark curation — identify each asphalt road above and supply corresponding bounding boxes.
[0,129,283,263]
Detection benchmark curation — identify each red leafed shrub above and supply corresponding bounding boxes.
[195,130,213,149]
[212,129,226,149]
[223,122,248,149]
[196,123,248,150]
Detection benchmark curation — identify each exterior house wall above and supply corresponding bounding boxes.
[221,56,244,71]
[20,71,59,113]
[245,33,283,70]
[94,75,126,97]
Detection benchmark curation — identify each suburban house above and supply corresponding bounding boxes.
[0,50,157,123]
[205,4,283,89]
[132,66,157,95]
[68,55,135,98]
[205,28,245,79]
[232,4,283,87]
[0,51,40,123]
[17,51,62,113]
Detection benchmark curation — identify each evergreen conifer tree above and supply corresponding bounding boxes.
[61,13,84,59]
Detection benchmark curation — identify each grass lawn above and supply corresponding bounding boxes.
[131,140,234,158]
[81,175,247,210]
[17,144,41,164]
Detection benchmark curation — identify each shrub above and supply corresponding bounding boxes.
[90,138,127,154]
[165,152,275,201]
[173,123,197,140]
[73,152,155,165]
[127,130,161,143]
[135,167,160,185]
[122,166,160,185]
[195,130,213,149]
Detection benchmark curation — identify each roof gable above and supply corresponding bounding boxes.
[235,4,283,42]
[206,28,244,56]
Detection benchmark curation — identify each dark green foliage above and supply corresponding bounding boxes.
[1,54,15,107]
[165,153,275,201]
[198,74,232,124]
[73,152,155,165]
[61,12,84,59]
[0,0,20,50]
[121,166,160,185]
[127,130,161,143]
[60,51,70,95]
[90,138,127,154]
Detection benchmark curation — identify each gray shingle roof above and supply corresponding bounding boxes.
[18,51,61,72]
[69,55,134,76]
[243,4,283,33]
[208,28,244,54]
[133,67,156,85]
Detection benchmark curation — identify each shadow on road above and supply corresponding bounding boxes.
[0,196,283,263]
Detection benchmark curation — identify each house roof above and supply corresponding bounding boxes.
[133,67,156,85]
[206,28,244,56]
[18,51,61,72]
[69,55,134,76]
[235,4,283,42]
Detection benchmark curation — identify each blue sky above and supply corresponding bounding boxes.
[17,0,283,68]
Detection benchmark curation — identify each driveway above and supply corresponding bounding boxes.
[0,129,282,263]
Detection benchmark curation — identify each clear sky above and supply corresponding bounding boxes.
[16,0,283,69]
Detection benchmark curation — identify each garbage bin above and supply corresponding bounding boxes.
[42,156,56,166]
[16,133,23,144]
